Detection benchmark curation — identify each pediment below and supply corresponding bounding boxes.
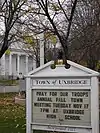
[27,60,99,77]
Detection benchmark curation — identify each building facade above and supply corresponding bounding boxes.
[0,47,36,78]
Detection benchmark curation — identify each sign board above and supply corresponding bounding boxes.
[32,89,91,126]
[26,61,99,133]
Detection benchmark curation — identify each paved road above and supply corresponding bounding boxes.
[0,85,20,93]
[0,79,26,93]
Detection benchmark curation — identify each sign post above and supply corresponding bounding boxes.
[26,61,99,133]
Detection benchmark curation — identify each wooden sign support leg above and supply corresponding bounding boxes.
[91,77,99,133]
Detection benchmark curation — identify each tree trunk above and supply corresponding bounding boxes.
[0,30,9,58]
[0,39,8,58]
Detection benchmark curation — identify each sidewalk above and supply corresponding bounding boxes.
[0,85,19,93]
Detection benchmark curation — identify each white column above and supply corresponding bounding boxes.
[9,54,12,75]
[26,55,28,74]
[1,54,5,75]
[17,54,20,76]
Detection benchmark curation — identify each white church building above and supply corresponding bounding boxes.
[0,43,36,78]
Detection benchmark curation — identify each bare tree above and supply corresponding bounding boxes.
[0,0,78,66]
[0,0,27,58]
[25,0,78,67]
[69,0,100,70]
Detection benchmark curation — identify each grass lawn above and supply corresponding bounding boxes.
[0,79,19,86]
[0,93,26,133]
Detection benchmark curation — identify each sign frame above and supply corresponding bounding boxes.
[26,62,99,133]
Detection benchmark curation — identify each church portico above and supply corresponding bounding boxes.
[0,51,36,78]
